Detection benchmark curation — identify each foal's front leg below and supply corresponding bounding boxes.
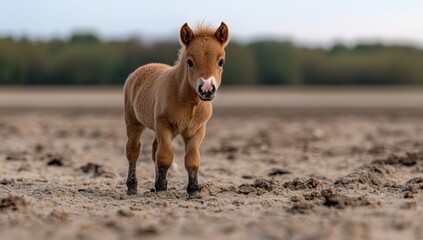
[154,126,174,192]
[183,126,205,196]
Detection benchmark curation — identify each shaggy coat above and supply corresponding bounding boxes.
[124,22,229,195]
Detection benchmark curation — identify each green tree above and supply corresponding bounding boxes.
[223,42,257,85]
[249,41,300,85]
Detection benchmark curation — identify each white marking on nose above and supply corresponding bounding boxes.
[201,77,214,92]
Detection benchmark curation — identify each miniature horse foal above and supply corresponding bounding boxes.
[124,22,229,196]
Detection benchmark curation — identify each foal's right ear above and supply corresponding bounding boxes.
[215,22,229,46]
[180,23,194,46]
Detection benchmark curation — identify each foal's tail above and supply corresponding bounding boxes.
[123,71,143,126]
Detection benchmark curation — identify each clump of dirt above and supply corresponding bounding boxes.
[290,195,304,202]
[290,188,375,212]
[237,178,278,195]
[117,208,135,217]
[283,177,323,190]
[0,196,28,212]
[0,178,15,185]
[47,158,64,166]
[303,191,321,201]
[41,153,68,166]
[321,188,373,209]
[79,163,113,178]
[216,185,236,192]
[335,163,399,188]
[253,178,275,190]
[373,152,423,167]
[403,192,414,198]
[402,177,423,194]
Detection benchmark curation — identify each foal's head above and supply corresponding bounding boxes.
[179,22,229,101]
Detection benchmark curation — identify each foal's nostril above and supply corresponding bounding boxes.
[210,85,216,94]
[198,84,204,94]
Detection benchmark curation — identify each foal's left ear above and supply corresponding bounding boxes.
[180,23,194,46]
[215,22,229,46]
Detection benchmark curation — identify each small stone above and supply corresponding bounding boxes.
[117,208,134,217]
[0,179,14,185]
[241,175,253,179]
[237,184,255,195]
[268,168,291,177]
[303,191,321,201]
[47,158,63,166]
[232,199,243,206]
[253,178,274,191]
[0,196,28,212]
[404,192,414,199]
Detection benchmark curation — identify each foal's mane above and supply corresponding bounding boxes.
[193,22,216,36]
[175,23,216,66]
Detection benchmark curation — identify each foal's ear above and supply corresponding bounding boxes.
[215,22,229,46]
[180,23,194,46]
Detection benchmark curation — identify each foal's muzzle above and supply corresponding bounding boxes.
[197,80,217,101]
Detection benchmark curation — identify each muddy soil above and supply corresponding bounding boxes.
[1,103,423,239]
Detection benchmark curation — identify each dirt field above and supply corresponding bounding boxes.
[0,88,423,240]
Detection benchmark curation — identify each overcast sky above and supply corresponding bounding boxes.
[1,0,422,46]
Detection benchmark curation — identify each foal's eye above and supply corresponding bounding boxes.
[218,59,225,67]
[187,59,194,68]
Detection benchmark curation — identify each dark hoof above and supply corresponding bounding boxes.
[126,179,138,195]
[187,184,200,196]
[155,167,168,192]
[127,188,137,195]
[155,179,168,192]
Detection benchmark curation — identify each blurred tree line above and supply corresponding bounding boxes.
[1,33,423,85]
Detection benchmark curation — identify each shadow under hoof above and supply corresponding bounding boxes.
[187,184,201,197]
[127,188,137,195]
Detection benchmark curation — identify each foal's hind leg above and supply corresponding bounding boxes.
[152,137,158,163]
[151,137,159,176]
[125,122,145,195]
[183,126,205,196]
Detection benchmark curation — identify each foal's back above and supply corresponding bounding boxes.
[124,63,171,129]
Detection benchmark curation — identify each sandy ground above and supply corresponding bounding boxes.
[0,88,423,240]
